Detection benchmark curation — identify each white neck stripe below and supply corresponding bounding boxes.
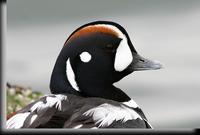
[66,58,79,91]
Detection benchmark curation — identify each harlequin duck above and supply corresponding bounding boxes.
[6,21,162,129]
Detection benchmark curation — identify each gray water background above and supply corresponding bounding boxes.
[6,0,200,128]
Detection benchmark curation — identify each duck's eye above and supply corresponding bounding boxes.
[106,44,114,49]
[105,44,116,52]
[79,52,92,63]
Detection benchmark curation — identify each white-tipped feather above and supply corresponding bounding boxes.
[6,112,30,129]
[7,94,68,129]
[29,114,38,125]
[56,94,68,101]
[91,127,98,129]
[123,99,139,108]
[46,94,67,111]
[30,101,44,112]
[46,96,62,110]
[73,124,83,129]
[83,103,142,127]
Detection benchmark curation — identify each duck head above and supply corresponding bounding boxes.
[50,21,162,101]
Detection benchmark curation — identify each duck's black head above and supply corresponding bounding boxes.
[50,21,162,101]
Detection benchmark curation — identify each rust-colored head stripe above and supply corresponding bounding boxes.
[65,25,119,45]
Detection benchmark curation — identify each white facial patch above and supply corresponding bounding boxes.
[114,38,133,71]
[95,24,133,72]
[80,51,92,63]
[66,58,79,91]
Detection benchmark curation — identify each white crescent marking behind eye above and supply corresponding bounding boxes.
[80,52,92,63]
[95,24,133,72]
[66,58,79,91]
[114,38,133,72]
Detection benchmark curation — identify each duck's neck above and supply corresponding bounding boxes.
[79,83,131,102]
[50,51,131,102]
[50,66,130,102]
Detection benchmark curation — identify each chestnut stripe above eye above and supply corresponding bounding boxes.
[65,25,119,44]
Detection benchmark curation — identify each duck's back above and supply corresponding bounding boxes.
[6,94,151,129]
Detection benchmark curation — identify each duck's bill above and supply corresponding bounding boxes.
[131,54,163,71]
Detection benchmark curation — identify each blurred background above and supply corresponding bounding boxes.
[6,0,200,128]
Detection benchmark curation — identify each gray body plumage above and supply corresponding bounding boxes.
[7,94,151,128]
